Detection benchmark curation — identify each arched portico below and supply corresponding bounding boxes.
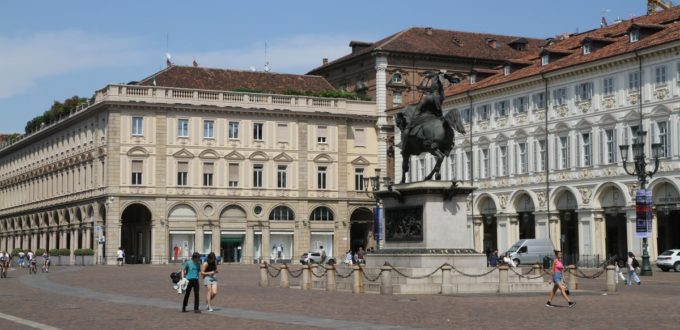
[121,203,152,264]
[350,207,372,253]
[553,188,579,265]
[476,195,498,253]
[650,179,680,255]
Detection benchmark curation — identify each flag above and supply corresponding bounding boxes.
[192,59,198,67]
[601,16,608,27]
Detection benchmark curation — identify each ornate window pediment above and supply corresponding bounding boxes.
[249,151,269,161]
[313,153,333,163]
[574,119,592,130]
[350,156,370,166]
[598,114,617,126]
[273,152,293,162]
[225,150,245,161]
[199,149,219,159]
[127,146,149,157]
[173,148,194,159]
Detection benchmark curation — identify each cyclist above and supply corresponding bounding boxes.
[18,250,25,268]
[42,251,51,273]
[27,250,37,274]
[0,251,8,278]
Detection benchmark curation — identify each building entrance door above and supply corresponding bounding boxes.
[120,204,152,264]
[350,208,372,252]
[605,210,627,260]
[657,208,680,254]
[220,235,244,263]
[560,210,579,265]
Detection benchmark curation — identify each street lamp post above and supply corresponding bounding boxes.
[363,170,388,252]
[619,130,663,276]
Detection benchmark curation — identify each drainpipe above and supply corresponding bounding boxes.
[540,73,551,242]
[466,90,474,224]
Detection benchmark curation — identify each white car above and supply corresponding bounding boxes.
[656,249,680,272]
[299,251,335,265]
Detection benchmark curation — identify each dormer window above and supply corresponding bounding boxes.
[541,54,549,66]
[392,73,402,83]
[504,65,511,76]
[630,29,640,42]
[470,73,477,84]
[582,43,591,55]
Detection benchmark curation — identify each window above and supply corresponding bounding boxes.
[478,105,491,121]
[552,88,567,106]
[470,74,477,84]
[541,54,549,66]
[558,136,570,169]
[495,101,509,117]
[310,207,334,221]
[628,72,640,91]
[575,82,593,101]
[504,65,511,76]
[603,77,615,96]
[277,123,288,143]
[460,108,471,124]
[354,128,366,147]
[655,65,667,85]
[203,162,214,187]
[535,140,546,172]
[601,128,617,165]
[654,121,671,158]
[417,158,426,181]
[228,163,239,187]
[177,162,188,186]
[498,145,508,176]
[630,29,640,42]
[228,122,239,139]
[355,168,364,191]
[392,91,402,106]
[582,43,591,55]
[317,126,327,144]
[448,154,455,180]
[177,119,189,138]
[132,117,143,136]
[203,120,214,139]
[253,123,263,141]
[532,92,546,109]
[269,206,294,220]
[514,96,528,113]
[131,160,143,185]
[481,148,490,178]
[392,73,402,83]
[464,151,472,180]
[517,142,528,174]
[253,164,263,188]
[277,165,287,188]
[317,166,327,189]
[580,133,592,167]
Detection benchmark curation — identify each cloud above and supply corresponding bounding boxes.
[0,30,148,99]
[170,34,355,74]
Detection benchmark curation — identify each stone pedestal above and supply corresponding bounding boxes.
[367,181,484,269]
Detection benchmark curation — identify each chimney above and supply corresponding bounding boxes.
[322,58,329,66]
[425,27,433,35]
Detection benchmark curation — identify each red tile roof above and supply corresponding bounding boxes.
[139,66,335,93]
[308,27,544,74]
[444,6,680,98]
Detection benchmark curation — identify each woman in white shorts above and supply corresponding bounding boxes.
[200,252,219,312]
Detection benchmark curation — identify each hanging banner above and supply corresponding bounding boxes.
[635,189,653,238]
[373,207,384,241]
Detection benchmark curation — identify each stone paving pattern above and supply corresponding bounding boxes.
[0,264,679,329]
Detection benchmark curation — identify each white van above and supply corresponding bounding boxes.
[505,239,555,266]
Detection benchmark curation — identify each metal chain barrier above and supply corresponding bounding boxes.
[442,262,499,278]
[287,267,304,278]
[310,267,327,278]
[334,268,355,279]
[508,266,546,280]
[358,265,385,282]
[266,265,282,278]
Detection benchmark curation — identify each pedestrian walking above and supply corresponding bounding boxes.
[182,252,201,313]
[613,259,625,284]
[117,247,125,266]
[626,252,641,286]
[488,249,499,267]
[201,252,218,312]
[18,250,25,268]
[546,250,575,308]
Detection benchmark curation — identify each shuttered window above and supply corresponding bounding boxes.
[354,128,365,147]
[177,162,188,186]
[317,126,327,143]
[131,160,143,185]
[203,162,214,187]
[228,163,239,187]
[277,123,289,143]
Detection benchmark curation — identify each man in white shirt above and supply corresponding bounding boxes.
[117,247,125,266]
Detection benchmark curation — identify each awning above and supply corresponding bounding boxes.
[221,231,246,235]
[169,230,195,235]
[271,231,294,235]
[311,232,334,235]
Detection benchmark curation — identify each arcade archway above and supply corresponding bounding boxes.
[121,203,152,264]
[653,182,680,254]
[515,194,535,239]
[478,197,498,253]
[599,185,627,260]
[556,190,579,265]
[350,208,372,252]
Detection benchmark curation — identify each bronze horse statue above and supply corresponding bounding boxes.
[395,71,465,183]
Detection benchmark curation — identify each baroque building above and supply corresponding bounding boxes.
[0,66,378,264]
[397,7,680,264]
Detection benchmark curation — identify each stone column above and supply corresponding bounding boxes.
[472,215,483,253]
[83,227,91,251]
[212,225,221,260]
[593,211,606,261]
[549,214,560,250]
[374,55,388,176]
[69,228,76,265]
[195,227,204,256]
[244,226,254,264]
[262,227,271,263]
[507,214,519,248]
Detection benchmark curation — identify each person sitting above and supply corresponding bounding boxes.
[488,249,499,267]
[502,253,516,267]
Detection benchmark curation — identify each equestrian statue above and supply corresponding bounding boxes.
[395,71,466,183]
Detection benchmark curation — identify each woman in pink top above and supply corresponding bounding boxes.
[546,250,575,308]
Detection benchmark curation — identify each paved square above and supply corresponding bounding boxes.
[1,264,679,329]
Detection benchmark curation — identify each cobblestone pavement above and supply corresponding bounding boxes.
[1,264,679,329]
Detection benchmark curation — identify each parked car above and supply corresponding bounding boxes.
[656,249,680,272]
[299,251,335,265]
[504,239,555,266]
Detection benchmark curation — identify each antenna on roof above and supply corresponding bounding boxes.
[263,42,271,72]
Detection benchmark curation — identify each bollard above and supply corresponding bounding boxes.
[310,264,319,289]
[532,264,542,276]
[301,265,311,290]
[380,265,393,295]
[567,265,578,290]
[280,264,290,288]
[259,263,269,287]
[326,265,337,292]
[352,265,364,294]
[498,265,509,294]
[440,265,454,295]
[606,265,617,293]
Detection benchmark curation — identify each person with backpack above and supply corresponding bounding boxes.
[626,251,641,286]
[181,252,201,313]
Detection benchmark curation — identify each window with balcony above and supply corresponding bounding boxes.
[580,132,592,167]
[354,168,364,191]
[317,166,327,189]
[277,165,287,188]
[253,164,263,188]
[131,160,143,185]
[603,77,615,96]
[203,162,214,187]
[132,117,143,136]
[177,119,189,138]
[177,162,188,186]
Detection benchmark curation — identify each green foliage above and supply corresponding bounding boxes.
[58,248,71,256]
[11,248,23,256]
[229,88,370,101]
[74,248,94,256]
[24,96,88,134]
[49,249,60,256]
[35,248,46,256]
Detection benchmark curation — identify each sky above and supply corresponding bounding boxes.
[0,0,648,133]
